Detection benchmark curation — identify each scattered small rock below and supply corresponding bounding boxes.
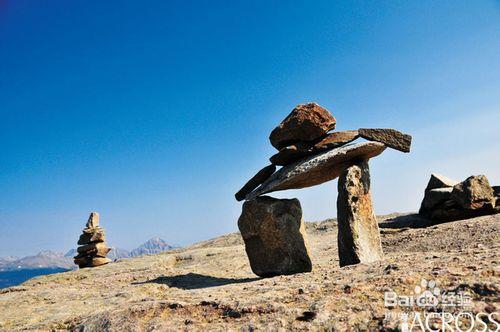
[296,311,317,322]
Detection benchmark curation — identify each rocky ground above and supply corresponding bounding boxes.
[0,213,498,331]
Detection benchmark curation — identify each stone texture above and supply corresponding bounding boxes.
[419,174,497,223]
[86,212,100,228]
[312,130,359,150]
[419,173,459,216]
[451,175,494,210]
[337,161,383,267]
[269,145,309,166]
[269,103,336,150]
[421,187,453,212]
[235,164,276,201]
[74,256,112,268]
[76,242,111,257]
[423,173,458,193]
[238,196,312,277]
[493,186,500,197]
[269,130,360,166]
[246,142,386,200]
[78,229,105,245]
[359,128,412,153]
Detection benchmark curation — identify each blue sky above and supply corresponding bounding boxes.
[1,1,499,256]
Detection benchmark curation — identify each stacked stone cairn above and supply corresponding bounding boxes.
[74,212,112,268]
[235,102,412,276]
[419,173,499,223]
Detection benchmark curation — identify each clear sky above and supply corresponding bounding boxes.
[1,1,499,257]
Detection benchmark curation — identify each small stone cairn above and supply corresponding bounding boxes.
[419,173,499,223]
[235,102,412,276]
[74,212,112,268]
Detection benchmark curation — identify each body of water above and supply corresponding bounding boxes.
[0,268,69,289]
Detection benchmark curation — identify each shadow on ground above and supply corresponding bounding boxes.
[378,213,433,229]
[132,273,260,290]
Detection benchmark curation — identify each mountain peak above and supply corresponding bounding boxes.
[130,237,173,257]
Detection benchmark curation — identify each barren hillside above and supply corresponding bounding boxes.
[0,213,498,331]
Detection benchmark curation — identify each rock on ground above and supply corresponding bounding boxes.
[246,142,386,200]
[451,175,495,210]
[269,103,336,150]
[337,161,383,267]
[237,196,312,277]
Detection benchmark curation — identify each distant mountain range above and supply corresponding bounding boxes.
[0,237,175,272]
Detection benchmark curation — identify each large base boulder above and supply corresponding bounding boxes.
[238,196,312,277]
[337,161,383,267]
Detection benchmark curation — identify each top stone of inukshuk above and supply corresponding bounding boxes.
[235,102,412,201]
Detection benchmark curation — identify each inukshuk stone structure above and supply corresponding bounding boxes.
[74,212,112,268]
[235,102,412,275]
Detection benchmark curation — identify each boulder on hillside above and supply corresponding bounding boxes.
[238,196,312,277]
[424,173,458,192]
[269,103,336,150]
[419,174,497,223]
[451,175,494,210]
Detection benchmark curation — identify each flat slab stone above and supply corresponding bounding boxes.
[337,161,383,267]
[359,128,412,153]
[238,196,312,277]
[269,130,360,166]
[246,142,386,200]
[235,164,276,201]
[78,228,105,245]
[74,256,112,268]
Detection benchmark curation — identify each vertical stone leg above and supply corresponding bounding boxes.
[238,196,312,277]
[337,160,383,267]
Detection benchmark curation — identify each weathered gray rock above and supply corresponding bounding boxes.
[359,128,412,153]
[269,103,336,150]
[238,196,312,277]
[86,212,100,228]
[424,173,458,193]
[269,130,360,166]
[337,161,383,267]
[420,187,453,212]
[246,142,386,200]
[235,165,276,201]
[451,175,494,210]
